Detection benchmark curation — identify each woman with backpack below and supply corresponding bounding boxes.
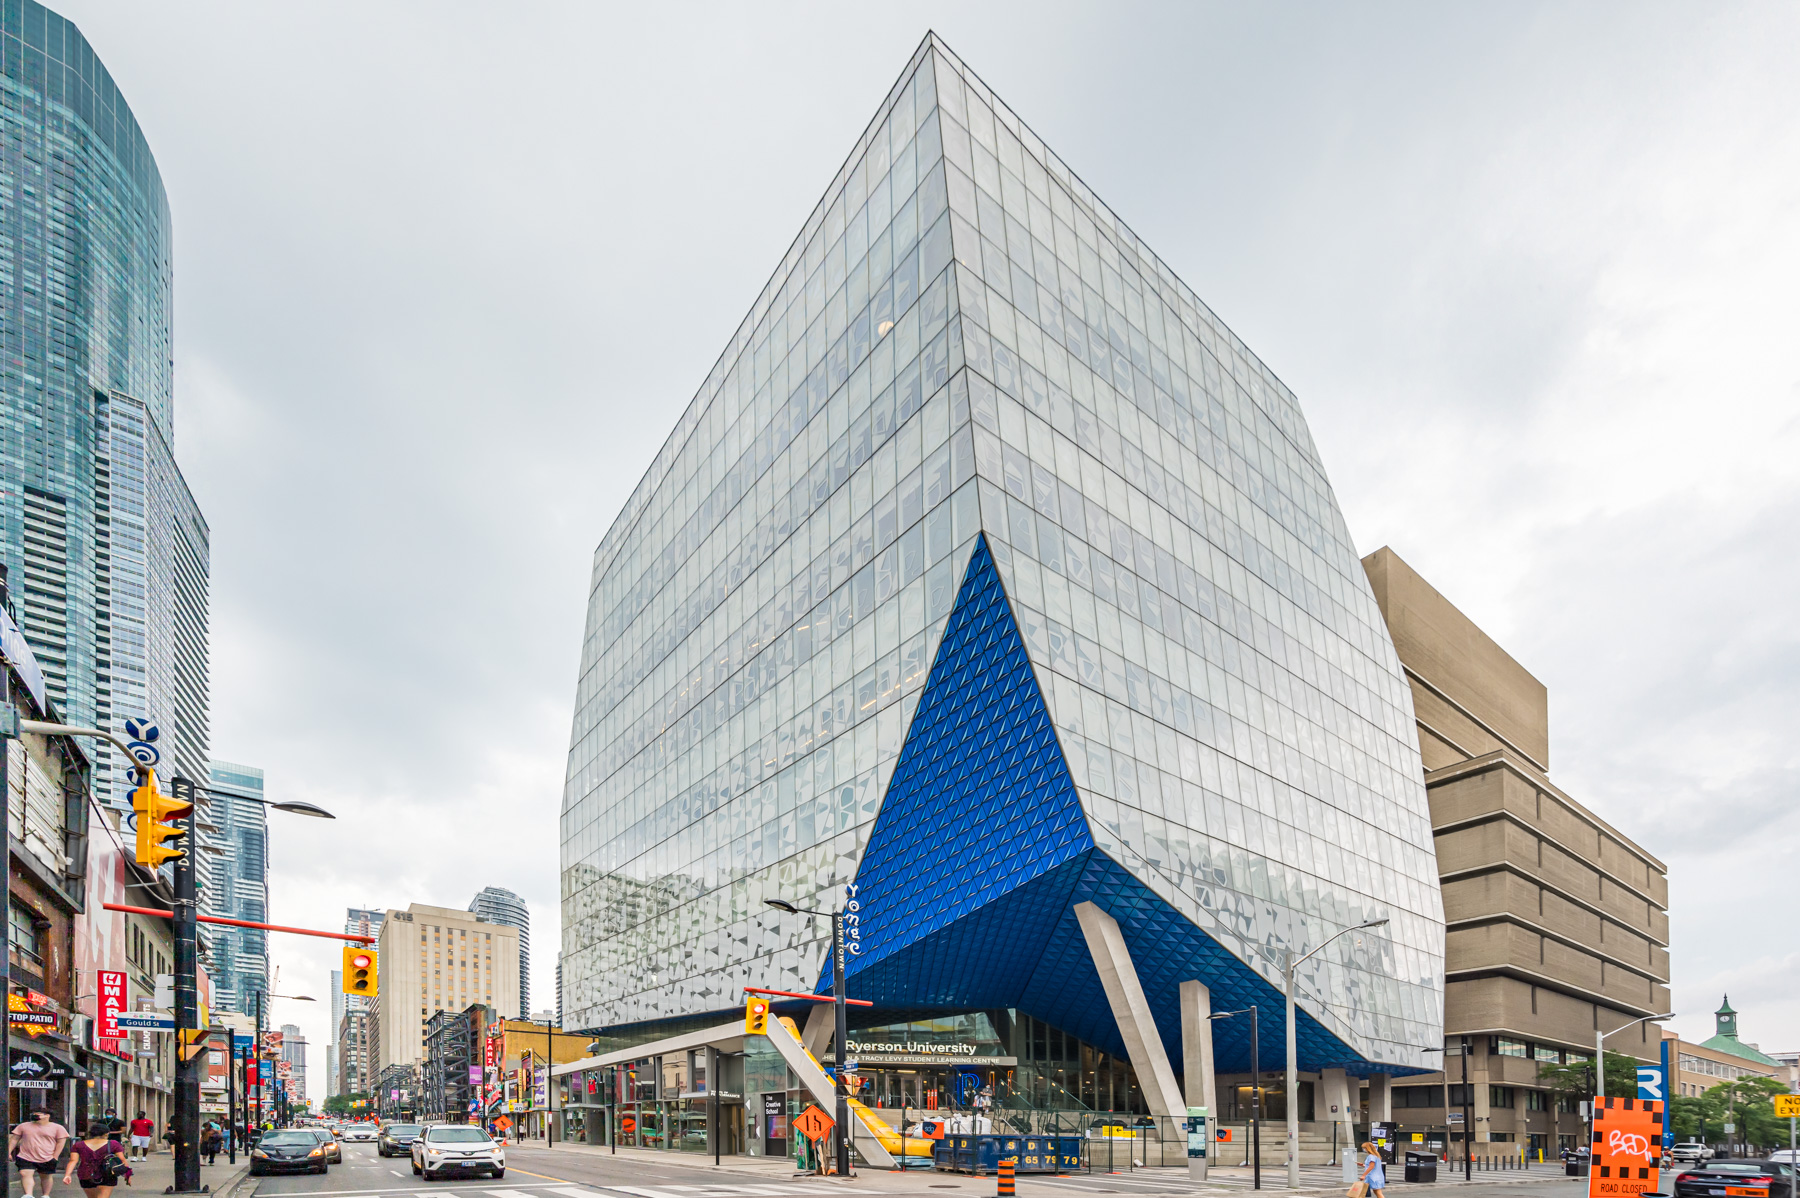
[62,1123,131,1197]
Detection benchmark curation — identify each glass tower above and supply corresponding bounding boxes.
[0,0,208,794]
[204,760,269,1016]
[468,885,530,1015]
[560,35,1444,1074]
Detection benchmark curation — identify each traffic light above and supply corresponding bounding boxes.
[744,996,770,1034]
[343,946,378,998]
[132,770,192,868]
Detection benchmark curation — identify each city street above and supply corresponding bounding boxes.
[247,1142,1582,1198]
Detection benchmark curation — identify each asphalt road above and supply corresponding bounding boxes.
[248,1141,1586,1198]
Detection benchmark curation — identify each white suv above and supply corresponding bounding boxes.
[412,1125,505,1180]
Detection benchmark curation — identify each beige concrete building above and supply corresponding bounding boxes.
[1362,548,1671,1158]
[371,902,521,1073]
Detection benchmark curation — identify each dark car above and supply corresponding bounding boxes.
[1674,1158,1796,1198]
[379,1124,423,1157]
[250,1130,330,1176]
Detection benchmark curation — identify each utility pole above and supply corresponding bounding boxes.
[1,694,15,1198]
[170,775,202,1193]
[1460,1036,1472,1181]
[833,906,850,1180]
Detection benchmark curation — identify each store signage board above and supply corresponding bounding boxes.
[98,971,126,1040]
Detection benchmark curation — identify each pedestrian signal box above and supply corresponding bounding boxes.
[744,996,770,1034]
[343,947,378,997]
[132,770,192,868]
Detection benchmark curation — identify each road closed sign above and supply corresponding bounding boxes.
[1589,1097,1663,1198]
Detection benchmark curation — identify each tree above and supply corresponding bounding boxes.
[1670,1094,1709,1141]
[1703,1076,1790,1152]
[1537,1050,1642,1100]
[324,1092,369,1116]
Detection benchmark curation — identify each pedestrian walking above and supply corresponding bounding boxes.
[63,1123,130,1198]
[126,1114,151,1163]
[201,1125,222,1166]
[161,1120,178,1156]
[1358,1140,1388,1198]
[9,1107,72,1197]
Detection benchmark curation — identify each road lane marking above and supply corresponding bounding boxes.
[483,1191,543,1198]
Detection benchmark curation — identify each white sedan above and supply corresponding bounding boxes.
[412,1125,505,1180]
[343,1124,377,1142]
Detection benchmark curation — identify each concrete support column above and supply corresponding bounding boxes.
[1323,1068,1356,1181]
[1369,1072,1392,1121]
[1074,902,1185,1119]
[1180,980,1217,1181]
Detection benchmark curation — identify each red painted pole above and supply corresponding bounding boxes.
[743,986,873,1007]
[103,903,376,943]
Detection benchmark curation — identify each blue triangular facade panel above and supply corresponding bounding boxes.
[838,535,1380,1074]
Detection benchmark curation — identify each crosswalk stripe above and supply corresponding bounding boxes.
[483,1190,543,1198]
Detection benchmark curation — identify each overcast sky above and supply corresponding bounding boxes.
[53,1,1800,1086]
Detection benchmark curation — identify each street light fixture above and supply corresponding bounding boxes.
[764,897,851,1177]
[1591,1012,1674,1154]
[1284,919,1388,1189]
[1212,1006,1261,1190]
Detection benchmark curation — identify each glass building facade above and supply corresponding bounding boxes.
[1,0,209,796]
[205,760,270,1016]
[560,35,1443,1082]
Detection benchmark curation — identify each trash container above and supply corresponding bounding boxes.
[1566,1154,1590,1178]
[1404,1151,1439,1182]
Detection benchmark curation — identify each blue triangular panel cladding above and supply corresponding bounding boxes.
[842,535,1095,991]
[836,534,1381,1076]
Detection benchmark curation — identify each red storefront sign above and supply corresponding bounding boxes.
[98,971,125,1039]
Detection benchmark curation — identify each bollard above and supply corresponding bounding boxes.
[998,1157,1016,1198]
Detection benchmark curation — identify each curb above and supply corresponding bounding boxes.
[202,1163,254,1198]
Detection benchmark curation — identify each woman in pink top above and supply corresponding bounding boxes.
[8,1107,71,1197]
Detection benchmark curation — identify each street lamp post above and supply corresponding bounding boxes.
[252,991,314,1133]
[1282,919,1388,1189]
[765,899,850,1178]
[1591,1012,1674,1161]
[1212,1007,1261,1190]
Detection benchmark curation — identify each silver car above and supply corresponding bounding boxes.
[412,1125,505,1180]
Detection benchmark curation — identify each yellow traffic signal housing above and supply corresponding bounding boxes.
[132,771,192,868]
[744,996,770,1034]
[343,946,378,998]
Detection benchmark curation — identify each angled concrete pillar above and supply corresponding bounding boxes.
[1369,1072,1392,1121]
[1074,901,1186,1119]
[802,1002,833,1056]
[1180,980,1218,1180]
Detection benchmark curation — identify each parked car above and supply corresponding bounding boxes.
[412,1125,505,1180]
[1674,1143,1717,1163]
[343,1124,378,1142]
[1673,1159,1795,1198]
[249,1130,330,1176]
[378,1124,422,1157]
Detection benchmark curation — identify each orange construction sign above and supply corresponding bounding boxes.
[1589,1096,1663,1198]
[495,1116,512,1131]
[792,1104,835,1142]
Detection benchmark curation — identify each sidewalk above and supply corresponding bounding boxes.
[63,1149,252,1197]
